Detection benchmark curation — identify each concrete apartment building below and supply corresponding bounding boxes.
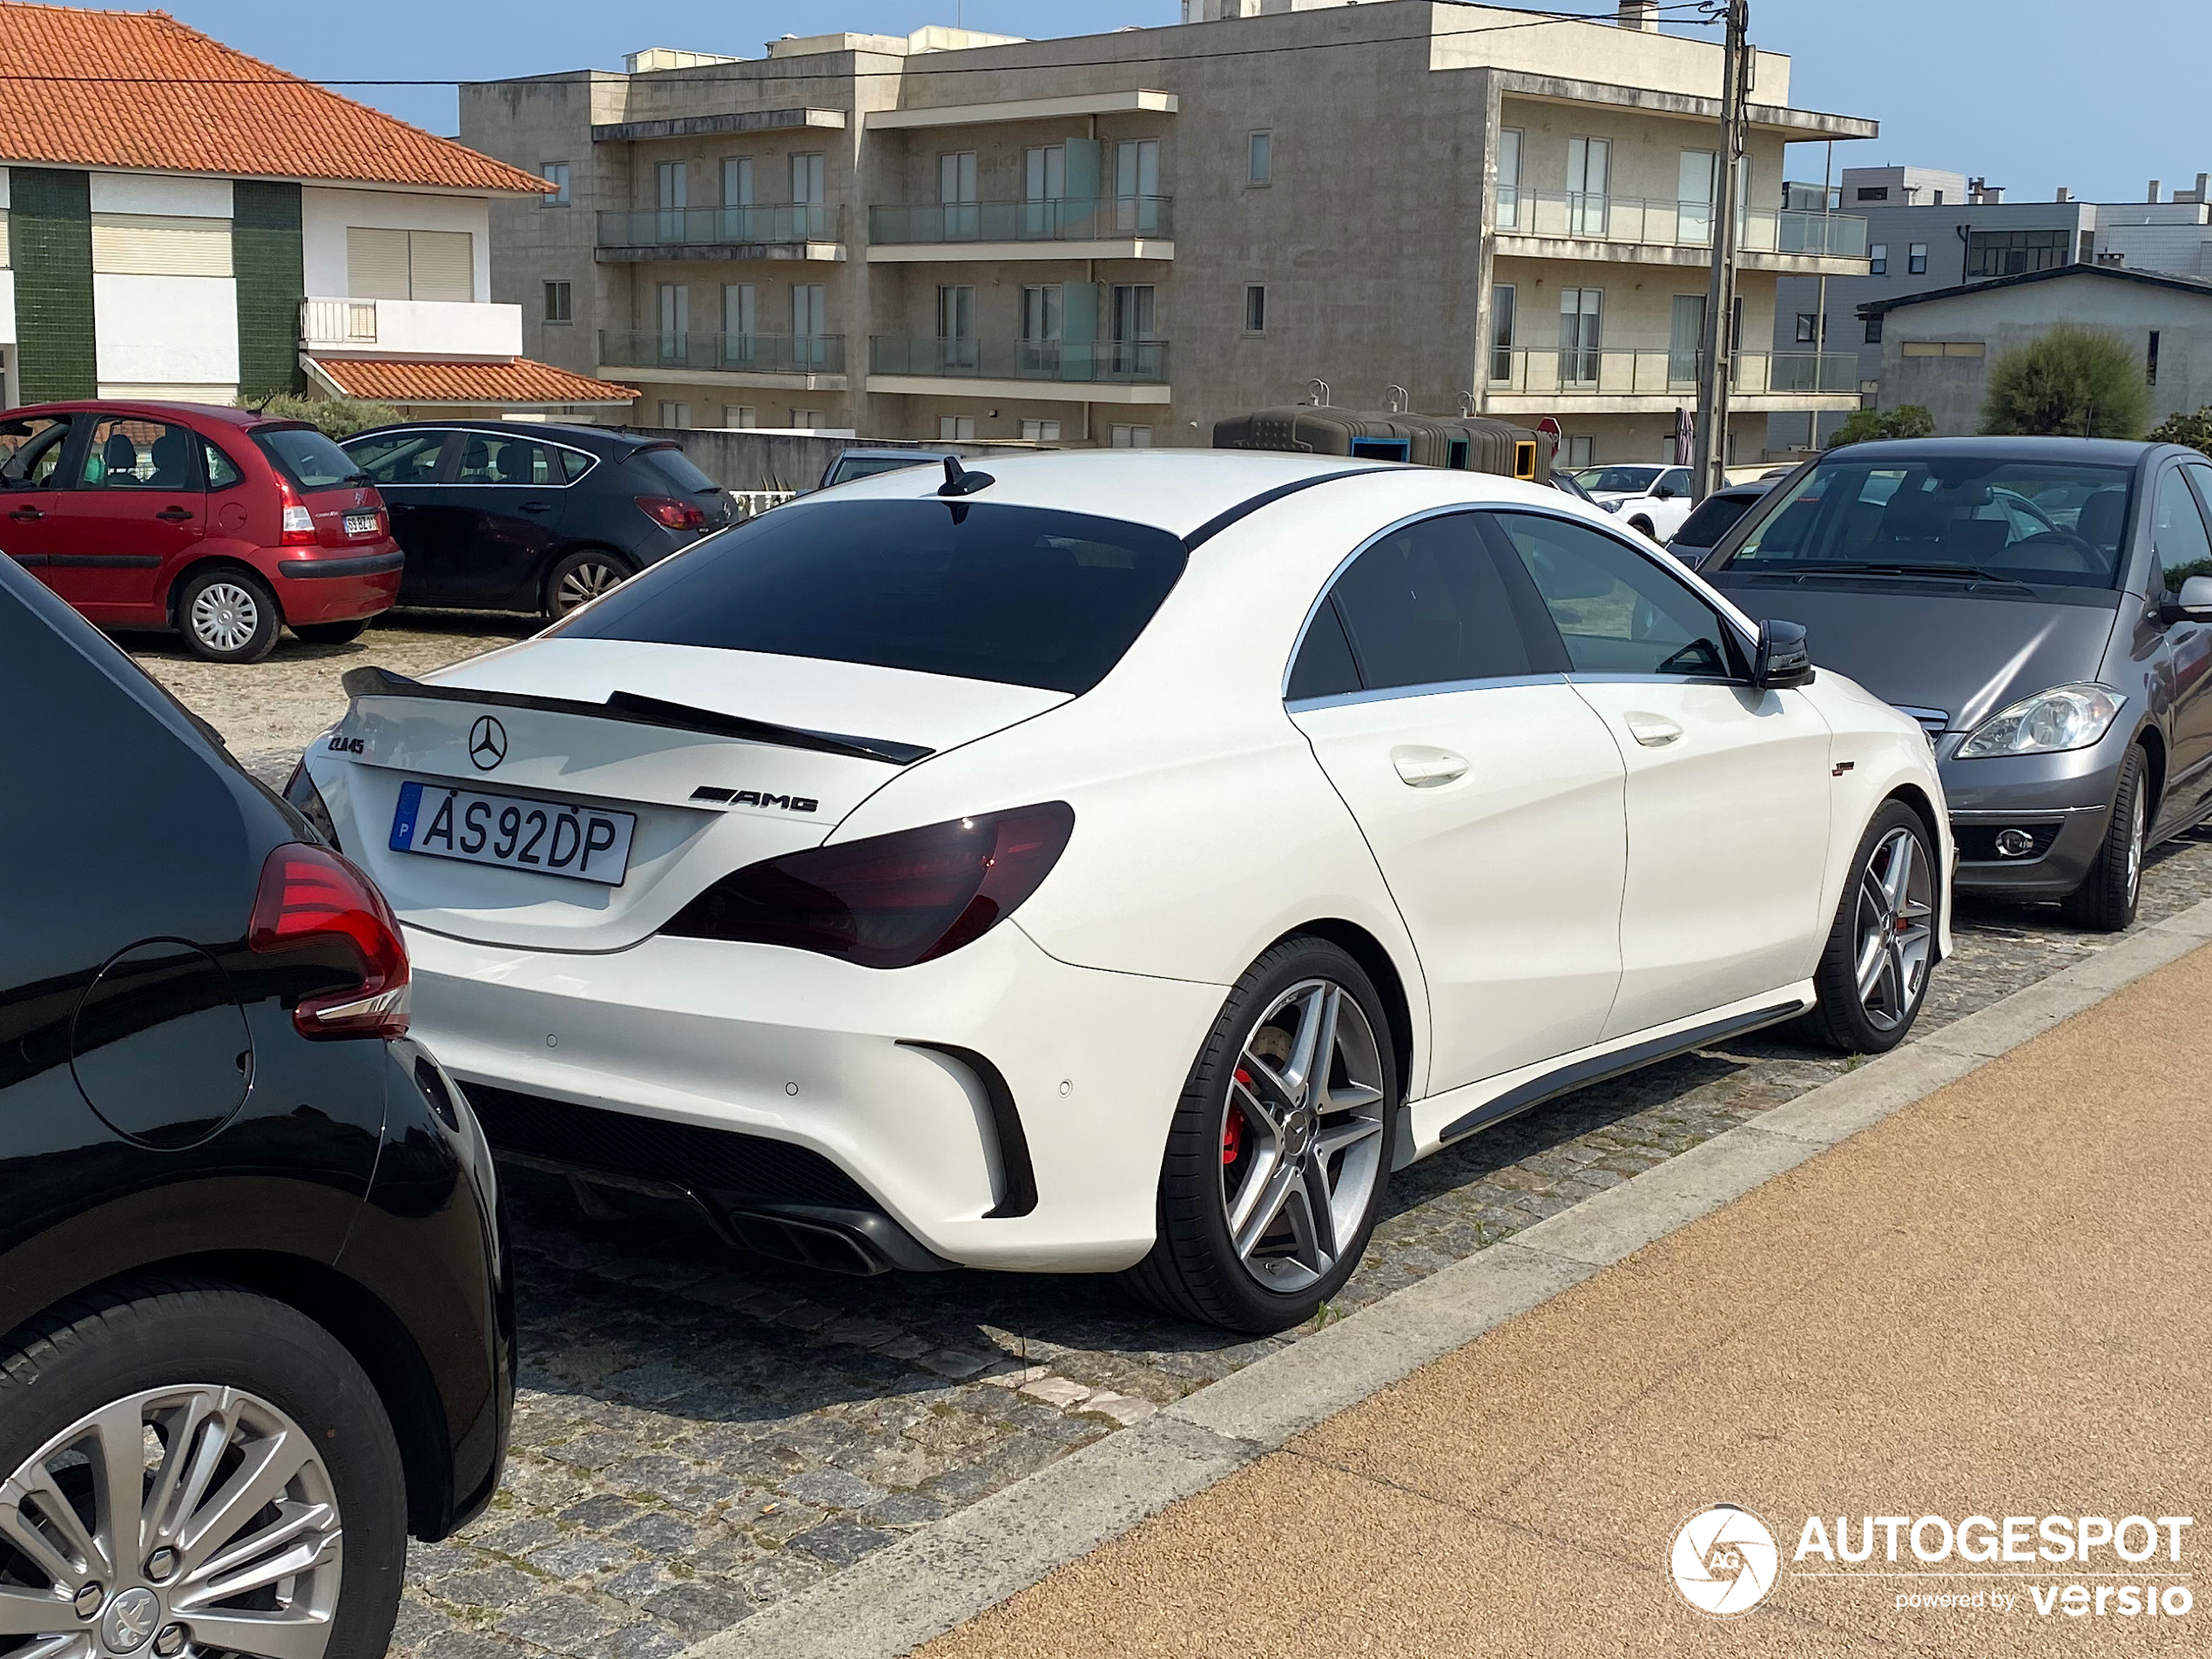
[0,3,634,419]
[461,0,1874,464]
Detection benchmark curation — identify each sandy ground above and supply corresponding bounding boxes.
[924,944,2212,1657]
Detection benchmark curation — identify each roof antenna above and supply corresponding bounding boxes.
[938,454,994,496]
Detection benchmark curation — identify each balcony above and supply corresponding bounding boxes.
[597,331,848,390]
[299,296,523,359]
[867,196,1174,262]
[594,204,847,263]
[1483,348,1862,415]
[1494,191,1868,272]
[866,335,1170,404]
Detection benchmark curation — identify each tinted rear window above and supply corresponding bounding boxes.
[1673,491,1760,547]
[556,499,1189,694]
[630,445,720,495]
[253,426,361,490]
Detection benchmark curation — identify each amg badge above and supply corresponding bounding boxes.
[691,786,819,813]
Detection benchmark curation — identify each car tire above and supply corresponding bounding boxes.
[0,1279,407,1659]
[1795,799,1939,1054]
[1629,516,1656,537]
[2060,745,2148,934]
[177,567,280,663]
[1123,936,1399,1334]
[543,550,632,620]
[293,618,369,646]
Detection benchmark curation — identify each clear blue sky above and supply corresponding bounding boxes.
[120,1,2201,206]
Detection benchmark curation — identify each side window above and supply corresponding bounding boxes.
[455,434,560,486]
[1489,510,1735,678]
[1286,602,1359,700]
[346,430,448,487]
[558,448,595,483]
[1312,513,1542,695]
[2155,468,2212,590]
[1659,468,1692,498]
[203,442,243,489]
[81,418,200,489]
[0,416,73,487]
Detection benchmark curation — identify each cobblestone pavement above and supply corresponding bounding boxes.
[134,619,2212,1659]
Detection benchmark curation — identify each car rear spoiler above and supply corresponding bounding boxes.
[340,666,934,766]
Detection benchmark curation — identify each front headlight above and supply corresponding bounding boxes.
[1956,685,2125,759]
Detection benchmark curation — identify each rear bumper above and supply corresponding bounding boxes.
[402,921,1226,1273]
[273,546,403,624]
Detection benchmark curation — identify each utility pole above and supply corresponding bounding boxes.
[1694,0,1750,499]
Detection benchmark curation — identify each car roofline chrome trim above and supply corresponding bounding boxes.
[1286,672,1568,714]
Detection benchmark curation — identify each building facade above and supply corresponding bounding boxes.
[462,0,1874,463]
[0,3,634,419]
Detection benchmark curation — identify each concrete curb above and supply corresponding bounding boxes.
[680,900,2212,1659]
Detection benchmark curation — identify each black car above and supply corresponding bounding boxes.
[342,421,733,619]
[0,555,512,1658]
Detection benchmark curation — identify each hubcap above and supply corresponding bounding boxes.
[1218,979,1389,1294]
[0,1384,344,1658]
[1854,826,1935,1033]
[555,562,623,612]
[187,583,260,654]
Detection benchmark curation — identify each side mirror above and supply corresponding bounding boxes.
[2177,574,2212,622]
[1753,619,1814,690]
[1654,482,1677,500]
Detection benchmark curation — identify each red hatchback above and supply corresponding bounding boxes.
[0,400,402,662]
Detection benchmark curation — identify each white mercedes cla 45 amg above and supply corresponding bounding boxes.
[298,453,1951,1332]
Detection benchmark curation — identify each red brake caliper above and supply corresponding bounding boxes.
[1224,1069,1252,1165]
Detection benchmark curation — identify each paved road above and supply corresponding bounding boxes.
[135,617,2212,1659]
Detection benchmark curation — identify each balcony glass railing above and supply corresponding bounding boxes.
[1488,347,1861,397]
[599,331,846,374]
[869,335,1170,384]
[868,195,1173,246]
[596,204,843,247]
[1494,190,1868,258]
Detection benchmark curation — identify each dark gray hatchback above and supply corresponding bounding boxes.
[1706,436,2212,930]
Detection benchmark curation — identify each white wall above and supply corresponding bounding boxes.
[94,273,239,391]
[0,272,16,348]
[87,172,233,219]
[302,185,494,300]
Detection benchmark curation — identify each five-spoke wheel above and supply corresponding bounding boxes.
[1799,799,1939,1054]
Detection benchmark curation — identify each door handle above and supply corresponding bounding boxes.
[155,506,194,523]
[1393,747,1470,787]
[520,502,553,514]
[1625,712,1684,747]
[9,506,42,522]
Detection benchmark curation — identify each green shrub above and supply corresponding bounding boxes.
[1825,405,1936,448]
[1979,324,2149,440]
[2147,406,2212,457]
[250,393,407,440]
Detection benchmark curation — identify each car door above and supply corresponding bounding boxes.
[44,414,207,621]
[1651,467,1696,539]
[437,431,571,606]
[344,428,455,604]
[2153,462,2212,818]
[0,414,80,577]
[1285,509,1628,1094]
[1485,509,1833,1039]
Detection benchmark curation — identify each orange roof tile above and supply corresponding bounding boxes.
[0,3,545,193]
[309,357,641,407]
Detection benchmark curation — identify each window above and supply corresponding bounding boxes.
[2155,469,2212,589]
[1669,293,1705,384]
[938,151,977,204]
[1677,149,1716,243]
[723,156,753,206]
[1659,468,1694,499]
[1490,511,1732,678]
[725,406,757,428]
[1865,315,1885,344]
[558,499,1191,696]
[1567,136,1610,235]
[1496,128,1523,228]
[252,427,359,491]
[346,227,474,302]
[723,283,756,361]
[543,280,571,323]
[1025,144,1066,203]
[1021,285,1062,342]
[1109,424,1152,448]
[1869,243,1888,276]
[454,432,565,487]
[1489,285,1516,383]
[343,429,446,487]
[202,442,242,489]
[656,160,687,209]
[1112,285,1157,341]
[1856,185,1890,202]
[791,152,825,205]
[1248,131,1271,185]
[657,283,689,361]
[657,401,691,428]
[791,283,827,358]
[1558,287,1602,383]
[2148,331,2161,387]
[937,284,976,373]
[941,415,976,441]
[541,162,570,206]
[1300,513,1542,696]
[1021,419,1061,442]
[1932,190,1945,205]
[1966,228,2071,278]
[1908,243,1929,275]
[790,409,826,430]
[1244,284,1266,334]
[80,418,197,489]
[1795,312,1818,345]
[1565,435,1596,470]
[0,416,73,487]
[1115,138,1161,232]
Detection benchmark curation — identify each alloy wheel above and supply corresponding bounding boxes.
[553,561,624,614]
[1218,979,1388,1294]
[1853,826,1935,1033]
[187,585,260,656]
[0,1385,343,1659]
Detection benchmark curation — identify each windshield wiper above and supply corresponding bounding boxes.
[1797,562,2036,590]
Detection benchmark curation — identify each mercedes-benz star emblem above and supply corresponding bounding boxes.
[469,715,509,771]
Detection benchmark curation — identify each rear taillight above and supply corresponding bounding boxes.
[636,494,707,531]
[277,479,318,545]
[249,843,410,1038]
[663,802,1074,968]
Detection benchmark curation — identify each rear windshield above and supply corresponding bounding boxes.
[556,499,1189,694]
[253,426,361,491]
[630,444,721,495]
[1672,490,1761,548]
[1720,456,2136,589]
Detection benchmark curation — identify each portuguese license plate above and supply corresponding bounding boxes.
[345,512,380,536]
[388,780,637,886]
